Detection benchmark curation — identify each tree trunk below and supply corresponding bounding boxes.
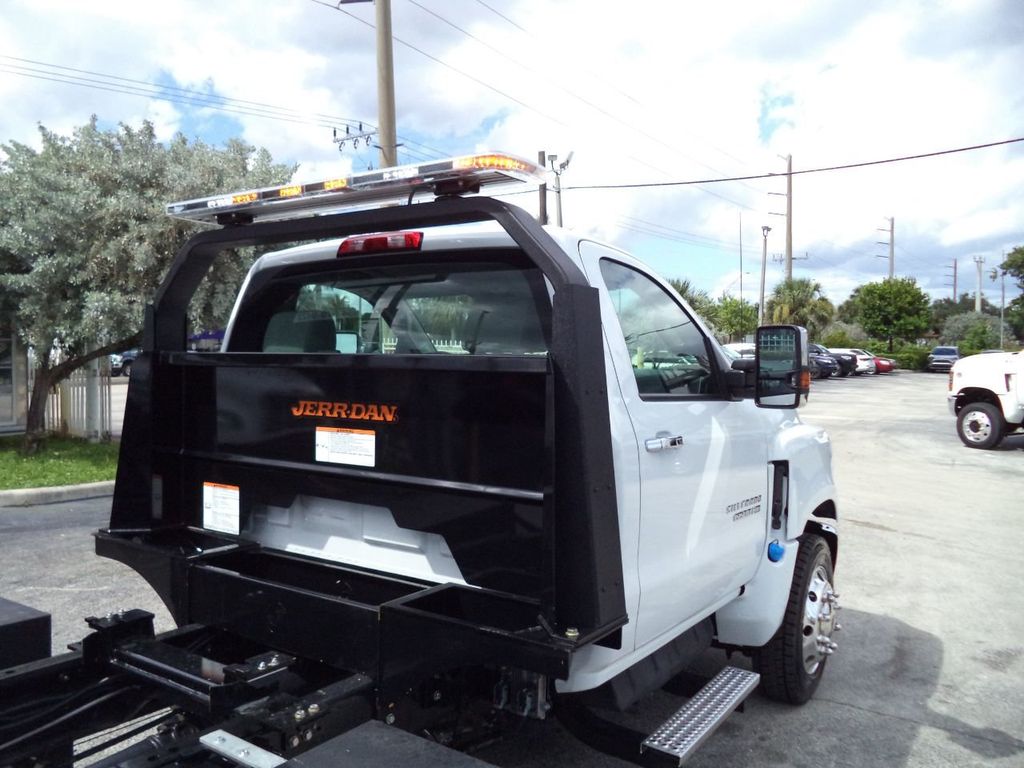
[19,333,142,454]
[22,367,55,455]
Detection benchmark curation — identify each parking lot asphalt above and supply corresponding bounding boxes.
[1,371,1021,768]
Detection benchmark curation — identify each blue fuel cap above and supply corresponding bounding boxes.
[767,540,785,563]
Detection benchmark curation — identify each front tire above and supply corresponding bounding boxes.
[753,534,838,704]
[956,401,1004,449]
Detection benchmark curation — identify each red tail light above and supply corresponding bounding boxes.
[337,231,423,255]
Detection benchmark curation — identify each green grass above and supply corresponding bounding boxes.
[0,435,120,490]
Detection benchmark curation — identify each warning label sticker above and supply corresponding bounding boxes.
[203,482,240,535]
[316,426,376,467]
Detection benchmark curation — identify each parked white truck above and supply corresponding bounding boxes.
[0,152,840,767]
[949,350,1024,449]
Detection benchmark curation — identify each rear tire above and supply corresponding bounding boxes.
[956,401,1004,449]
[753,534,838,704]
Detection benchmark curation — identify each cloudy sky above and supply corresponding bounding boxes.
[1,0,1021,308]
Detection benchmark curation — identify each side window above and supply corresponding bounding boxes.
[599,260,720,397]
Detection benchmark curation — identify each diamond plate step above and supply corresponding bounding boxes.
[642,666,760,765]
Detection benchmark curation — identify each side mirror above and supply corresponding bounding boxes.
[755,325,810,408]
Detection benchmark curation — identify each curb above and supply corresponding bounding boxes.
[0,481,115,507]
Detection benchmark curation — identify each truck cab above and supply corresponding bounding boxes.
[949,350,1024,448]
[0,153,840,767]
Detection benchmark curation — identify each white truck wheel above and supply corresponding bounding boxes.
[753,534,838,704]
[956,401,1004,450]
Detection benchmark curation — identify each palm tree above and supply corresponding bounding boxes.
[765,278,834,339]
[667,278,717,326]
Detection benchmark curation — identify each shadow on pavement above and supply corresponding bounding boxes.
[476,608,1024,768]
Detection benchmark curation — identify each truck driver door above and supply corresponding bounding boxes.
[583,247,771,650]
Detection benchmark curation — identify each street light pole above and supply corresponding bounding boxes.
[759,225,771,326]
[547,152,573,227]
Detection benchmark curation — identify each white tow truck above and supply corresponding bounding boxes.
[0,152,840,767]
[949,350,1024,448]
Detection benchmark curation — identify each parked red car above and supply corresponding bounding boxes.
[873,356,895,374]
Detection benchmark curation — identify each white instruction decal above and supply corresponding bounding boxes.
[316,426,376,467]
[203,482,240,535]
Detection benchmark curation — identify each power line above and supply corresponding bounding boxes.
[470,0,758,173]
[472,0,533,37]
[618,215,741,250]
[0,56,366,130]
[404,0,761,199]
[565,137,1024,190]
[310,0,757,211]
[309,0,572,130]
[0,56,450,164]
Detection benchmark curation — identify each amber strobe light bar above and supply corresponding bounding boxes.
[166,152,544,225]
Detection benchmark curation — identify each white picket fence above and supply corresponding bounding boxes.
[40,365,114,440]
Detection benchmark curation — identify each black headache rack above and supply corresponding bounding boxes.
[1,195,629,762]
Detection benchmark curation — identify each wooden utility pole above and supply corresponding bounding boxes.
[375,0,398,167]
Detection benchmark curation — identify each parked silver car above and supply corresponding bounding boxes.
[927,345,960,373]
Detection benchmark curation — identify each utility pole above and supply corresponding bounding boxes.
[536,150,548,225]
[759,225,771,325]
[784,154,793,280]
[767,154,792,280]
[945,259,957,300]
[738,212,743,302]
[375,0,398,167]
[990,263,1006,349]
[771,251,808,266]
[876,217,894,278]
[973,255,985,312]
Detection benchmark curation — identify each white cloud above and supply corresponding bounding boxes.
[143,100,181,142]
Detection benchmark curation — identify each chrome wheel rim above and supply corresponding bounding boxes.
[963,409,992,443]
[802,565,839,675]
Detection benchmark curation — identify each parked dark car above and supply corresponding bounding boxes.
[111,348,140,377]
[810,344,855,377]
[926,345,960,372]
[808,350,839,379]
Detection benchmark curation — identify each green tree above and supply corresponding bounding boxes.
[836,286,863,324]
[714,295,756,342]
[0,118,293,449]
[667,278,717,327]
[820,321,867,348]
[941,312,1011,350]
[1001,246,1024,341]
[1001,245,1024,288]
[857,277,930,352]
[1006,300,1024,342]
[929,292,997,336]
[765,278,834,339]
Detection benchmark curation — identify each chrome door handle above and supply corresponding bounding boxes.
[645,435,684,452]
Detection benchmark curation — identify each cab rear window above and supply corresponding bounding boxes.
[227,252,551,356]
